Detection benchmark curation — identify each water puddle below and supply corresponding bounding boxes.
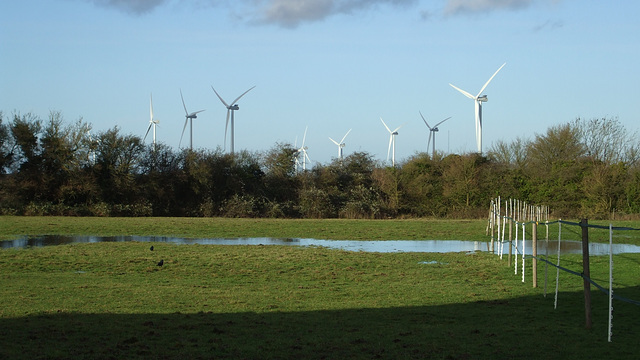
[2,235,640,255]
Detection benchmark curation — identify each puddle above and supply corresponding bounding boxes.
[2,235,640,255]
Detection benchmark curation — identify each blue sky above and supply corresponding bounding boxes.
[1,0,638,165]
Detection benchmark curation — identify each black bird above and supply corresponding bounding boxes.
[157,259,164,267]
[150,245,154,251]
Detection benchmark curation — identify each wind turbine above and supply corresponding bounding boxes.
[144,93,160,150]
[297,126,311,171]
[85,124,96,165]
[449,62,505,154]
[420,111,451,159]
[329,129,352,161]
[380,117,405,167]
[211,85,255,154]
[179,89,205,150]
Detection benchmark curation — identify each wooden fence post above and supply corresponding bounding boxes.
[581,218,592,329]
[532,219,538,288]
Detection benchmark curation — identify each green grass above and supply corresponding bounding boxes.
[0,216,492,241]
[1,216,640,359]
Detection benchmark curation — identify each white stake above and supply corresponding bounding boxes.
[554,220,562,309]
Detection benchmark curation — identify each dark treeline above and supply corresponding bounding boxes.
[1,111,639,219]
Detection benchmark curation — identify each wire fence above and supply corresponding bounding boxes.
[488,197,640,342]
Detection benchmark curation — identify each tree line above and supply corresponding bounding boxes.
[1,111,639,219]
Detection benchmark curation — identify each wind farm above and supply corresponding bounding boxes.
[145,64,506,166]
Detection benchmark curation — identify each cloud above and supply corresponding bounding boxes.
[444,0,534,16]
[89,0,169,15]
[84,0,417,26]
[253,0,418,28]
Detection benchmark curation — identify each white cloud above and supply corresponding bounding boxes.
[253,0,417,28]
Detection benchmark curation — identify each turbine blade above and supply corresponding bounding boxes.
[180,89,189,115]
[380,117,391,133]
[393,122,408,133]
[230,86,256,105]
[211,86,230,107]
[340,128,352,143]
[190,110,205,117]
[179,118,188,147]
[302,126,308,146]
[144,123,152,142]
[329,137,340,146]
[477,62,506,97]
[387,135,393,161]
[434,116,452,128]
[150,93,154,123]
[427,132,432,152]
[449,83,475,99]
[420,111,432,129]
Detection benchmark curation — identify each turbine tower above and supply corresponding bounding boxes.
[449,62,505,154]
[144,93,160,150]
[380,117,405,167]
[420,112,451,159]
[211,85,255,154]
[297,126,311,171]
[329,129,352,161]
[179,89,205,150]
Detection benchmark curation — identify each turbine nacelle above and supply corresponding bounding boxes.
[229,105,240,110]
[477,95,488,102]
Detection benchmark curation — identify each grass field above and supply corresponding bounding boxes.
[3,216,640,243]
[1,217,640,359]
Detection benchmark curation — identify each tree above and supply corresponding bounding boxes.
[574,117,640,165]
[440,153,484,215]
[94,127,145,208]
[0,112,13,174]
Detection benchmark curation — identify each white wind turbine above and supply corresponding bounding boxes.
[329,129,352,161]
[297,126,311,172]
[380,117,405,167]
[179,89,205,150]
[420,112,451,159]
[449,62,505,154]
[144,93,160,150]
[211,85,255,154]
[85,124,96,165]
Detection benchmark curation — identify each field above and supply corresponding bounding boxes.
[1,216,640,359]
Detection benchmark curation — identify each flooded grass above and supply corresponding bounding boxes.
[1,242,640,359]
[0,216,490,241]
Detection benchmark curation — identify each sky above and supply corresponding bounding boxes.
[1,0,639,166]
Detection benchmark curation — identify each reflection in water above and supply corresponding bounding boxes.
[2,235,640,255]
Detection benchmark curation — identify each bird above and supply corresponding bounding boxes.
[157,259,164,267]
[150,245,154,251]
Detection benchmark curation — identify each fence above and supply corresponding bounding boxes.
[488,197,640,343]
